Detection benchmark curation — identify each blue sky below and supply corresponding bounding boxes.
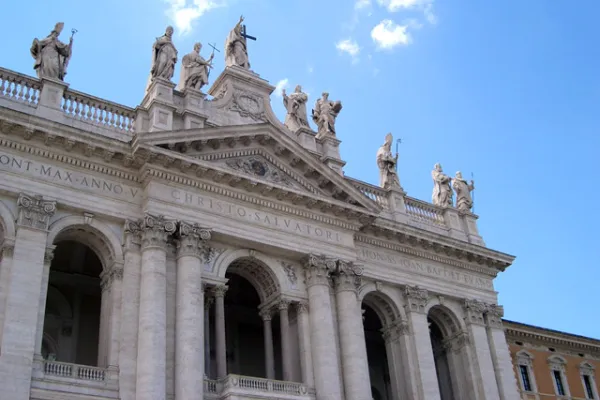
[3,0,599,338]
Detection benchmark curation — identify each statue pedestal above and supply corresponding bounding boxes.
[181,87,208,129]
[141,78,176,132]
[443,207,469,242]
[316,134,345,175]
[295,127,318,153]
[209,66,275,99]
[386,187,409,224]
[460,212,485,246]
[38,78,68,110]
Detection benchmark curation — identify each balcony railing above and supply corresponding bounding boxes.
[347,177,390,209]
[204,374,314,399]
[43,359,107,381]
[0,68,41,106]
[405,197,446,227]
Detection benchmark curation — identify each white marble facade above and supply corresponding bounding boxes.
[0,34,519,400]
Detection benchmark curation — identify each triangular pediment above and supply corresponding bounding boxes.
[132,123,382,217]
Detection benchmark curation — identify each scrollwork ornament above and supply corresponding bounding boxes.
[259,308,272,321]
[212,284,228,298]
[278,299,290,311]
[140,214,177,250]
[404,285,429,314]
[17,193,57,230]
[297,301,309,314]
[463,299,487,326]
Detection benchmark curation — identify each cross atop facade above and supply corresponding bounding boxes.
[241,25,257,41]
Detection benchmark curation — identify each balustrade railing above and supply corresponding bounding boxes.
[0,68,41,106]
[222,374,310,396]
[62,89,135,132]
[347,178,389,209]
[43,360,106,382]
[405,197,446,227]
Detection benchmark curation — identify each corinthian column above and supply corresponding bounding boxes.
[403,285,441,400]
[135,214,176,400]
[278,299,294,381]
[175,222,211,400]
[303,254,343,400]
[296,301,314,387]
[333,262,372,400]
[213,285,228,378]
[260,308,275,379]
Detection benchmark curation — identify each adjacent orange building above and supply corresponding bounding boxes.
[506,320,600,399]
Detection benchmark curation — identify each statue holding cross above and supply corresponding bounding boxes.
[225,15,255,69]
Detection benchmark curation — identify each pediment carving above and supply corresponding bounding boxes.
[221,155,299,189]
[228,91,266,121]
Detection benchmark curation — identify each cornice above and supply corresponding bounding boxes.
[355,234,499,277]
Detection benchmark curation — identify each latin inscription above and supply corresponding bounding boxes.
[170,188,347,244]
[357,247,494,290]
[0,151,141,202]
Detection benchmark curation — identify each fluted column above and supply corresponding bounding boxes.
[278,299,293,381]
[404,285,441,400]
[303,254,343,400]
[260,308,276,379]
[135,214,176,400]
[204,296,213,378]
[175,222,211,400]
[0,194,56,400]
[484,304,520,400]
[333,263,372,400]
[297,301,314,387]
[213,285,228,378]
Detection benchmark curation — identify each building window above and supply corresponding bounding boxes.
[553,370,566,396]
[580,362,598,400]
[519,365,532,392]
[583,375,595,399]
[516,350,537,393]
[548,356,570,397]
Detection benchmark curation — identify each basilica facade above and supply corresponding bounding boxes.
[0,20,522,400]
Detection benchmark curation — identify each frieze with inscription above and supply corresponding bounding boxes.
[357,246,493,290]
[0,151,141,202]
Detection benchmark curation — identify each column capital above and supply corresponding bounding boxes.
[302,254,335,287]
[443,331,470,354]
[332,260,363,293]
[175,221,212,258]
[212,284,228,298]
[44,246,55,265]
[100,263,124,292]
[382,319,411,343]
[404,285,429,314]
[278,299,291,311]
[1,239,15,260]
[260,308,272,321]
[16,193,57,230]
[297,301,309,314]
[204,295,214,310]
[139,213,177,251]
[484,303,504,329]
[463,299,487,326]
[123,219,143,252]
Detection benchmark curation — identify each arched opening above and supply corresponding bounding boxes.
[428,305,463,400]
[363,304,392,400]
[42,240,102,366]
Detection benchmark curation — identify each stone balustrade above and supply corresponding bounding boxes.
[348,178,390,209]
[218,374,315,399]
[404,197,446,227]
[43,360,107,382]
[62,88,136,132]
[0,68,41,106]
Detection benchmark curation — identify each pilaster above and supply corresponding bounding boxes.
[141,77,177,132]
[135,214,176,400]
[181,87,208,129]
[302,254,343,400]
[0,193,56,400]
[443,207,469,242]
[0,239,15,344]
[403,285,441,400]
[213,284,228,379]
[316,135,346,175]
[382,319,415,400]
[461,212,486,246]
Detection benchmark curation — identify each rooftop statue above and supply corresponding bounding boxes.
[176,42,214,91]
[225,15,250,69]
[30,22,74,81]
[431,163,453,207]
[376,133,401,189]
[452,171,475,212]
[312,92,342,139]
[282,85,309,132]
[146,26,178,90]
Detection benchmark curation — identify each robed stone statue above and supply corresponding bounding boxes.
[431,163,453,207]
[376,133,401,189]
[225,16,250,69]
[452,171,475,212]
[312,92,342,138]
[30,22,73,81]
[282,85,309,132]
[176,42,214,91]
[146,26,178,91]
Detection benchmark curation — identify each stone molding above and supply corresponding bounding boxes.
[303,254,335,287]
[463,299,487,326]
[259,308,272,321]
[277,299,291,311]
[16,193,57,230]
[137,214,177,251]
[100,263,124,292]
[443,331,470,354]
[382,319,411,343]
[175,221,212,259]
[44,246,55,265]
[547,355,567,372]
[212,284,228,298]
[485,303,504,329]
[404,285,429,314]
[297,301,309,314]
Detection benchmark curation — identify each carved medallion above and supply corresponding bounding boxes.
[229,91,266,121]
[225,156,294,187]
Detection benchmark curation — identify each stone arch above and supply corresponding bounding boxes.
[427,304,464,338]
[0,199,16,240]
[359,282,405,326]
[214,248,285,302]
[47,215,123,271]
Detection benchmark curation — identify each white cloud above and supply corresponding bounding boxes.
[371,20,411,49]
[355,0,371,10]
[376,0,437,24]
[307,65,314,74]
[274,78,289,97]
[336,39,360,57]
[165,0,226,34]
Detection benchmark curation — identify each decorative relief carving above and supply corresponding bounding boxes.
[303,254,334,287]
[1,243,15,259]
[259,308,272,321]
[212,284,228,298]
[485,303,504,329]
[278,299,290,311]
[229,91,266,121]
[444,331,470,353]
[140,214,177,250]
[404,285,429,314]
[382,319,411,343]
[280,261,298,286]
[44,247,55,265]
[17,193,57,230]
[297,301,309,314]
[224,156,295,188]
[463,299,487,326]
[175,220,212,258]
